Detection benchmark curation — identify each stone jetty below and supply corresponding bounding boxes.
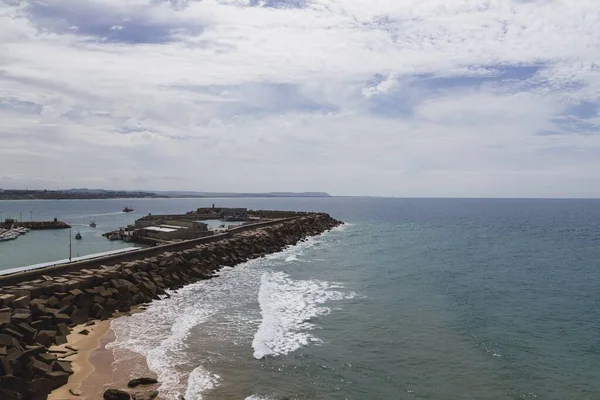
[0,213,341,399]
[0,220,71,230]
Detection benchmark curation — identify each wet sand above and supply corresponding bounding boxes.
[47,320,113,400]
[48,311,160,400]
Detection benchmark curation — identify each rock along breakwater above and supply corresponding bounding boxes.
[0,221,71,230]
[0,213,342,400]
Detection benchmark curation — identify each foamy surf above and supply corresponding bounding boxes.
[184,365,220,400]
[107,224,350,399]
[108,282,218,399]
[252,271,356,359]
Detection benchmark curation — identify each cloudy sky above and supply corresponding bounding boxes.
[1,0,599,197]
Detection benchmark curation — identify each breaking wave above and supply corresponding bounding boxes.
[184,365,220,400]
[108,283,218,399]
[252,271,356,359]
[107,224,352,399]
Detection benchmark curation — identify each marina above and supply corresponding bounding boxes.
[0,205,141,271]
[0,199,317,272]
[0,226,30,241]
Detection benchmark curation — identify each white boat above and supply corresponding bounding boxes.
[0,231,19,241]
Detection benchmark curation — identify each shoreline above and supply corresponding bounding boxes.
[0,194,332,201]
[48,308,160,400]
[47,320,113,399]
[0,213,342,399]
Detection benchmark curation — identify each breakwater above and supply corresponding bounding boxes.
[136,209,314,223]
[0,221,70,230]
[0,213,342,400]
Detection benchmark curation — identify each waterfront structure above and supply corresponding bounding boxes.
[134,220,211,241]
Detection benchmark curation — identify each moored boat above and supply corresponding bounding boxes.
[0,232,19,241]
[0,228,24,241]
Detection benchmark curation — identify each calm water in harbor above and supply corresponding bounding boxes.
[0,198,269,270]
[3,197,600,399]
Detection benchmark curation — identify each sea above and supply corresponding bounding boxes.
[1,197,600,399]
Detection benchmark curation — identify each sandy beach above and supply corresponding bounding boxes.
[47,320,113,400]
[48,312,160,400]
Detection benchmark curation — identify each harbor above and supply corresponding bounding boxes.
[0,199,320,273]
[0,203,321,282]
[0,206,261,275]
[101,206,252,245]
[0,201,147,272]
[0,218,71,242]
[0,247,140,276]
[0,210,341,399]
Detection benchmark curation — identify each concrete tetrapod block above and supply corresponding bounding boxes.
[11,296,30,309]
[43,371,70,389]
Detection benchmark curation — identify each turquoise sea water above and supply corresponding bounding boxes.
[2,198,600,399]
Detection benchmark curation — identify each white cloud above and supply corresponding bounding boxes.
[0,0,599,196]
[362,74,399,98]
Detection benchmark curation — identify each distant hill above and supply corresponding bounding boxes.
[0,189,162,200]
[152,191,332,198]
[0,189,332,200]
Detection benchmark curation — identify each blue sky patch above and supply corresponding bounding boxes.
[248,0,308,9]
[26,1,202,44]
[0,98,43,115]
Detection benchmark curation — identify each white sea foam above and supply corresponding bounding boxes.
[184,365,220,400]
[252,271,355,359]
[109,282,217,399]
[108,259,268,399]
[333,222,352,231]
[108,225,349,398]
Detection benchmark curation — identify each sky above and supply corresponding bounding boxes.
[1,0,599,197]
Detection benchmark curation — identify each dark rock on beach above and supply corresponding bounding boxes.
[104,388,132,400]
[128,377,159,387]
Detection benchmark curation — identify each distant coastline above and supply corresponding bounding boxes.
[0,189,163,200]
[0,188,332,200]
